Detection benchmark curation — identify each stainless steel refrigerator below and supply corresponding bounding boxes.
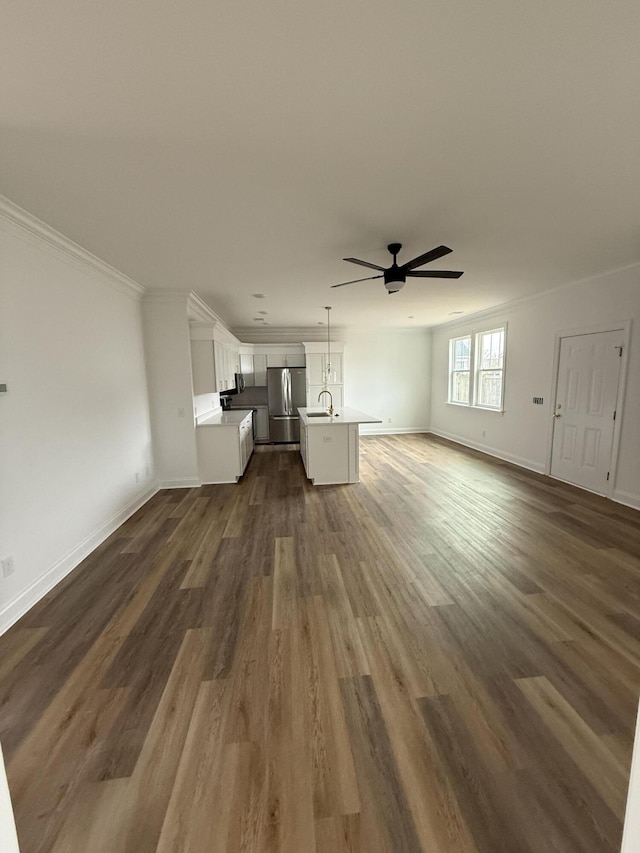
[267,367,306,443]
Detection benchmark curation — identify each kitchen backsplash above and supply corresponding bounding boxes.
[233,387,268,406]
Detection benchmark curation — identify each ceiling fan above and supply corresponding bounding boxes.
[332,243,463,294]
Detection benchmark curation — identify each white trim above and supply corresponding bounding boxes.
[545,320,632,501]
[0,483,160,637]
[0,193,145,301]
[613,490,640,511]
[158,477,202,489]
[432,261,640,332]
[428,428,545,474]
[447,323,507,410]
[359,427,431,436]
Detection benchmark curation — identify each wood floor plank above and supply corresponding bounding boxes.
[516,675,629,819]
[339,673,423,853]
[155,679,232,853]
[0,435,637,852]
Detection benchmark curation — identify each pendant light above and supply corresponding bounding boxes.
[324,306,337,385]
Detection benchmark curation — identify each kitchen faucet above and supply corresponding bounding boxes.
[317,389,334,415]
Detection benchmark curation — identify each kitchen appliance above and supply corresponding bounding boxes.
[234,373,245,394]
[220,395,232,410]
[267,367,306,443]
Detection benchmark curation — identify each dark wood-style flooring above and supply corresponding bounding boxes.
[1,434,639,852]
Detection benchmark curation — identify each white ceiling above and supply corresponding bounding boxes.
[2,1,639,331]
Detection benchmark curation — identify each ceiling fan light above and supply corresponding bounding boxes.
[385,279,405,293]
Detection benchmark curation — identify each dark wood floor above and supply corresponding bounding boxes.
[1,434,639,852]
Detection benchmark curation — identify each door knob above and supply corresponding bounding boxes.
[553,413,562,419]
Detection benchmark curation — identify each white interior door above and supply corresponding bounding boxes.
[550,330,623,494]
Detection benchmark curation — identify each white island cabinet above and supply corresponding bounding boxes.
[298,407,382,485]
[196,410,253,483]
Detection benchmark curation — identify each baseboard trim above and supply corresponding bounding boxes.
[359,427,431,436]
[613,490,640,511]
[158,477,202,489]
[0,483,160,637]
[428,429,546,474]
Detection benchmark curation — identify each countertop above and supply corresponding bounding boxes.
[196,410,253,427]
[298,407,382,426]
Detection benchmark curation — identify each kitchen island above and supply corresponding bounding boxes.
[298,407,382,485]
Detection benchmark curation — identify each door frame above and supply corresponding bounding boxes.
[545,319,632,499]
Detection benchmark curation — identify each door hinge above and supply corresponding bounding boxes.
[613,410,616,421]
[615,345,623,357]
[606,472,610,481]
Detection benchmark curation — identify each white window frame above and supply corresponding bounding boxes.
[448,335,472,405]
[447,323,507,411]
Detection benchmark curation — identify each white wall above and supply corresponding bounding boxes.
[430,265,640,506]
[342,328,431,434]
[142,295,199,487]
[0,201,155,634]
[0,744,19,853]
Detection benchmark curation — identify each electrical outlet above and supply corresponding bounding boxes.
[145,465,150,477]
[177,407,186,418]
[135,471,140,484]
[194,406,198,416]
[2,556,15,578]
[482,430,486,438]
[387,418,392,423]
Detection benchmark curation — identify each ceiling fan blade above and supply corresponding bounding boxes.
[331,275,384,288]
[407,270,464,279]
[402,245,452,271]
[343,257,386,271]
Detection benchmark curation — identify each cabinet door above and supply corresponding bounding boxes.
[213,342,224,391]
[253,355,267,386]
[306,353,325,385]
[328,352,343,384]
[267,353,286,367]
[285,353,306,367]
[306,352,343,384]
[240,353,254,386]
[231,348,241,376]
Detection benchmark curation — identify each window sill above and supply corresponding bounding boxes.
[446,402,504,413]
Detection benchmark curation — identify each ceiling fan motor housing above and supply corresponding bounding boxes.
[384,266,406,293]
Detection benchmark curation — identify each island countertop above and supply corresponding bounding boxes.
[298,407,382,426]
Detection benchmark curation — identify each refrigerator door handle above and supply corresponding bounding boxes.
[286,370,292,414]
[272,415,298,420]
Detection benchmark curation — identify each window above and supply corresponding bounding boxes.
[449,336,471,404]
[448,325,506,410]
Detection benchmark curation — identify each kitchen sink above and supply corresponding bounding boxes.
[307,412,330,418]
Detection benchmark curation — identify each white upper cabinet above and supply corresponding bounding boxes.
[253,354,268,385]
[306,352,343,385]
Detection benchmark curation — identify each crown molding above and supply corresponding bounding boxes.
[0,193,145,300]
[432,261,640,332]
[233,326,332,344]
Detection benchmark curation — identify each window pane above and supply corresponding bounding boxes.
[451,371,470,403]
[454,337,471,371]
[477,369,502,407]
[478,330,504,370]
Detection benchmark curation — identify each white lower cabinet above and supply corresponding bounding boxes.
[197,413,254,483]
